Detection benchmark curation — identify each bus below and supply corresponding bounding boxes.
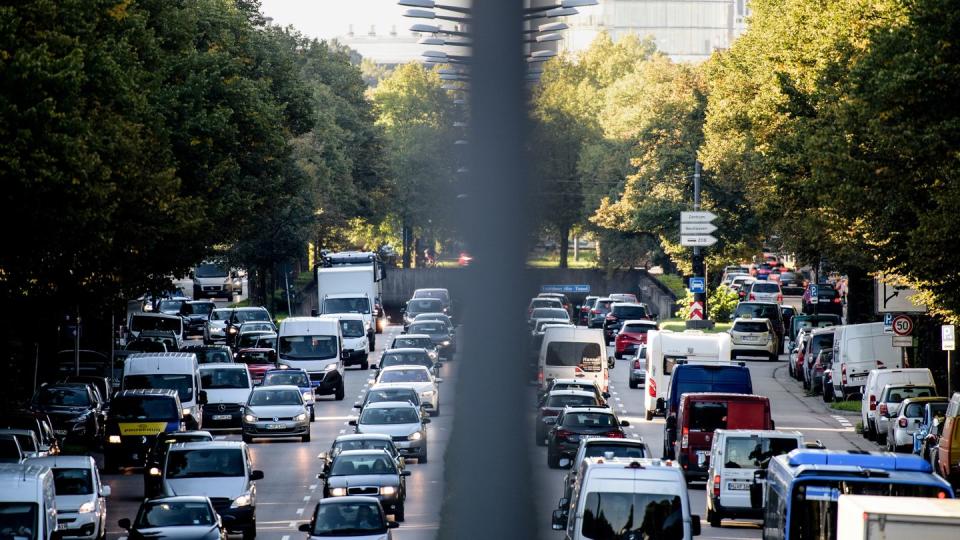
[757,450,953,540]
[643,330,732,420]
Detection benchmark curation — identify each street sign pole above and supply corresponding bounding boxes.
[944,325,956,395]
[692,161,706,318]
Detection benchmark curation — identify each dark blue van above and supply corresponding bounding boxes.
[663,363,753,457]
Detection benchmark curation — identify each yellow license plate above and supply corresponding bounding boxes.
[118,422,169,436]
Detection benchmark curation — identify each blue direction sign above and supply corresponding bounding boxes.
[541,284,591,294]
[689,277,706,294]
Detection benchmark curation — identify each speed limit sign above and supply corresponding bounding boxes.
[892,315,914,336]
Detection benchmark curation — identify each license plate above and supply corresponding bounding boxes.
[266,424,285,430]
[851,373,867,380]
[741,336,758,341]
[212,415,232,421]
[399,449,409,454]
[727,482,750,490]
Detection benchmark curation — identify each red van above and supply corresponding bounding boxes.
[670,393,773,482]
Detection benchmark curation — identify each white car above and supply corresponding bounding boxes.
[205,308,233,344]
[746,281,782,304]
[374,365,443,416]
[886,397,949,453]
[26,455,110,540]
[199,364,253,430]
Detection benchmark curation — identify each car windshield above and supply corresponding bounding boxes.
[334,439,394,453]
[110,397,179,421]
[546,394,598,408]
[233,310,269,323]
[562,412,615,428]
[310,501,387,536]
[330,454,397,476]
[532,308,569,320]
[723,437,799,469]
[408,323,444,334]
[323,298,371,314]
[263,372,310,387]
[883,386,935,402]
[552,383,597,395]
[279,336,337,360]
[734,321,769,333]
[379,369,430,383]
[753,283,780,293]
[195,263,229,278]
[52,468,93,495]
[613,306,647,319]
[735,304,780,320]
[193,348,232,364]
[381,352,432,369]
[0,503,38,540]
[130,315,181,333]
[360,407,420,425]
[200,369,249,389]
[166,448,245,478]
[414,289,449,302]
[210,310,232,322]
[136,501,215,528]
[690,402,728,431]
[124,375,193,403]
[581,492,683,540]
[545,341,603,372]
[35,386,90,407]
[393,338,433,349]
[407,299,442,313]
[158,300,185,312]
[366,389,419,405]
[249,388,302,406]
[338,320,365,338]
[9,434,36,453]
[584,444,647,459]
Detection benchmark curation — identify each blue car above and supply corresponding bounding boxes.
[914,400,949,458]
[261,368,316,422]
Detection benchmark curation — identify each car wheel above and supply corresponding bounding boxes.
[707,508,722,528]
[309,406,315,423]
[431,405,440,417]
[419,451,428,464]
[361,357,369,370]
[547,451,560,469]
[241,521,256,540]
[864,422,875,441]
[369,338,375,352]
[645,410,654,421]
[334,382,345,401]
[615,352,622,360]
[629,380,638,389]
[395,502,405,522]
[822,383,833,403]
[768,352,778,362]
[535,427,546,447]
[302,431,311,443]
[876,426,887,446]
[242,434,253,444]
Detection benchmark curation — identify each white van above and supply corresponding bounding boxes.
[122,353,205,429]
[127,312,184,349]
[0,464,59,540]
[552,457,701,539]
[831,322,901,400]
[538,327,608,394]
[277,317,346,400]
[705,429,804,527]
[861,368,935,441]
[198,363,253,430]
[644,330,733,420]
[320,313,369,369]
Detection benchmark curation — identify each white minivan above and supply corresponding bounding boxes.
[0,463,59,540]
[26,455,111,540]
[832,322,901,400]
[277,317,346,400]
[552,457,701,539]
[198,363,253,430]
[705,429,804,527]
[538,327,608,395]
[122,352,206,429]
[861,368,936,441]
[320,313,370,369]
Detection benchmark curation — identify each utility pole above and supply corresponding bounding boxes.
[692,161,707,317]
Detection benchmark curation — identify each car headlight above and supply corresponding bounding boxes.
[244,414,257,423]
[428,351,438,360]
[302,391,313,401]
[410,432,422,441]
[421,390,435,397]
[329,487,347,497]
[108,435,121,444]
[182,408,192,416]
[380,486,397,496]
[323,363,337,372]
[294,413,307,422]
[442,340,451,346]
[230,493,253,508]
[148,467,161,477]
[78,501,95,514]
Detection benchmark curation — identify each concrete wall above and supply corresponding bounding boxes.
[380,268,677,318]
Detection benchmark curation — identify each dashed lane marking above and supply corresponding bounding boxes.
[296,508,304,515]
[831,415,853,428]
[779,426,855,433]
[309,484,317,490]
[303,495,311,501]
[282,536,290,540]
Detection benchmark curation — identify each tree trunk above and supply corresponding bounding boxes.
[559,224,570,268]
[402,224,411,269]
[414,237,422,268]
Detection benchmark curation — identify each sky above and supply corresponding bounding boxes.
[258,0,411,40]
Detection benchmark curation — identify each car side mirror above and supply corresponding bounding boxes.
[310,309,319,317]
[691,515,702,536]
[118,518,131,530]
[100,485,111,497]
[666,416,677,429]
[372,365,379,370]
[341,351,350,361]
[388,521,400,528]
[250,470,264,481]
[318,452,328,461]
[603,391,611,399]
[423,418,431,424]
[298,523,312,533]
[316,472,326,479]
[198,390,208,405]
[620,420,630,427]
[401,470,412,477]
[551,509,568,530]
[348,420,357,426]
[435,378,443,383]
[353,403,362,409]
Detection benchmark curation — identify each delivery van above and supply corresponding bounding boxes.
[122,352,205,430]
[277,317,346,400]
[538,327,608,395]
[832,322,901,400]
[0,464,59,539]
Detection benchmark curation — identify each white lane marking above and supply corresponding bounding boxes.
[288,522,296,528]
[831,415,853,427]
[339,429,345,434]
[312,416,354,421]
[309,484,317,490]
[779,426,855,433]
[296,508,304,515]
[282,536,290,540]
[303,495,311,501]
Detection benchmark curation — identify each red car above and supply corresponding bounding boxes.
[614,320,658,359]
[235,348,277,385]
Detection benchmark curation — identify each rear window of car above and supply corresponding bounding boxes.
[561,412,615,428]
[723,436,799,469]
[595,300,613,311]
[734,321,769,333]
[545,341,603,371]
[735,304,780,321]
[623,323,654,333]
[532,308,569,320]
[883,386,936,402]
[612,305,647,319]
[752,283,780,293]
[690,402,727,431]
[408,299,442,312]
[546,394,598,408]
[531,299,561,309]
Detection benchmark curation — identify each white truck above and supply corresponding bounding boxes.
[317,265,378,350]
[643,330,733,420]
[837,494,960,540]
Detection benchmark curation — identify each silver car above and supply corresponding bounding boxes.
[205,308,233,344]
[351,401,430,463]
[241,385,310,443]
[629,346,647,389]
[747,281,782,304]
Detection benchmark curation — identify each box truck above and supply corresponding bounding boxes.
[837,494,960,540]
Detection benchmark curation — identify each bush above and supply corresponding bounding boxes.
[674,286,738,321]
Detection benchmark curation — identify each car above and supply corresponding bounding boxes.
[560,437,651,502]
[319,434,406,475]
[402,298,444,329]
[0,412,60,456]
[729,275,756,301]
[788,328,811,379]
[887,397,949,453]
[528,297,564,316]
[538,379,608,407]
[601,303,651,344]
[535,390,601,446]
[126,330,180,353]
[608,293,639,304]
[235,348,278,386]
[233,321,277,348]
[412,312,454,333]
[181,345,234,365]
[862,368,936,441]
[192,262,241,299]
[205,308,234,344]
[614,320,657,359]
[118,496,228,540]
[586,297,614,328]
[578,296,599,326]
[25,455,110,540]
[29,382,104,449]
[728,317,778,361]
[235,329,277,351]
[730,301,785,353]
[0,435,23,463]
[373,365,442,416]
[225,307,275,346]
[103,389,183,472]
[242,385,310,443]
[629,346,647,389]
[801,283,843,316]
[262,368,316,422]
[157,296,190,316]
[324,314,370,368]
[874,383,937,446]
[143,430,214,498]
[0,429,44,459]
[299,497,399,538]
[545,406,629,468]
[405,320,456,358]
[199,364,254,430]
[390,334,439,361]
[377,348,438,376]
[746,281,783,304]
[780,305,797,334]
[412,288,451,313]
[933,392,960,486]
[538,293,573,315]
[180,300,217,336]
[157,441,263,538]
[355,385,423,414]
[350,401,430,463]
[62,375,113,405]
[319,449,411,521]
[915,401,949,460]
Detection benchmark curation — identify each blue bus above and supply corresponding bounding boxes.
[758,450,953,540]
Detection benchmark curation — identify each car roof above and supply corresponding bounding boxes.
[364,401,418,410]
[169,441,245,451]
[335,433,392,442]
[145,495,212,505]
[25,455,96,468]
[234,307,269,312]
[611,302,645,308]
[318,495,383,505]
[546,390,596,398]
[336,449,393,458]
[395,334,432,340]
[551,378,598,386]
[264,368,308,375]
[622,319,656,326]
[368,385,416,393]
[380,365,429,373]
[383,348,430,354]
[252,384,300,392]
[199,363,247,371]
[733,317,770,324]
[561,406,614,415]
[582,437,646,445]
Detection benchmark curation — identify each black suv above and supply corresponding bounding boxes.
[29,383,104,449]
[602,302,650,344]
[544,407,629,468]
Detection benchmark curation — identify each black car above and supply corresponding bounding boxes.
[318,433,406,475]
[405,321,456,358]
[402,298,444,329]
[602,302,651,344]
[119,496,227,540]
[545,407,629,468]
[377,348,437,375]
[731,301,786,352]
[300,497,399,538]
[802,283,844,316]
[29,383,104,448]
[181,345,234,365]
[63,375,113,404]
[588,298,615,328]
[535,390,602,446]
[0,411,60,456]
[180,300,217,336]
[143,430,214,498]
[319,449,410,521]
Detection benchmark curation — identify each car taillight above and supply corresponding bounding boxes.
[749,293,756,300]
[869,395,876,411]
[555,429,572,440]
[538,371,543,384]
[876,360,885,369]
[681,427,689,449]
[649,379,657,397]
[815,364,824,373]
[841,364,848,384]
[878,403,888,416]
[713,474,721,498]
[606,314,616,321]
[606,431,625,438]
[633,360,641,369]
[899,417,908,428]
[777,294,783,303]
[833,297,842,304]
[591,309,600,314]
